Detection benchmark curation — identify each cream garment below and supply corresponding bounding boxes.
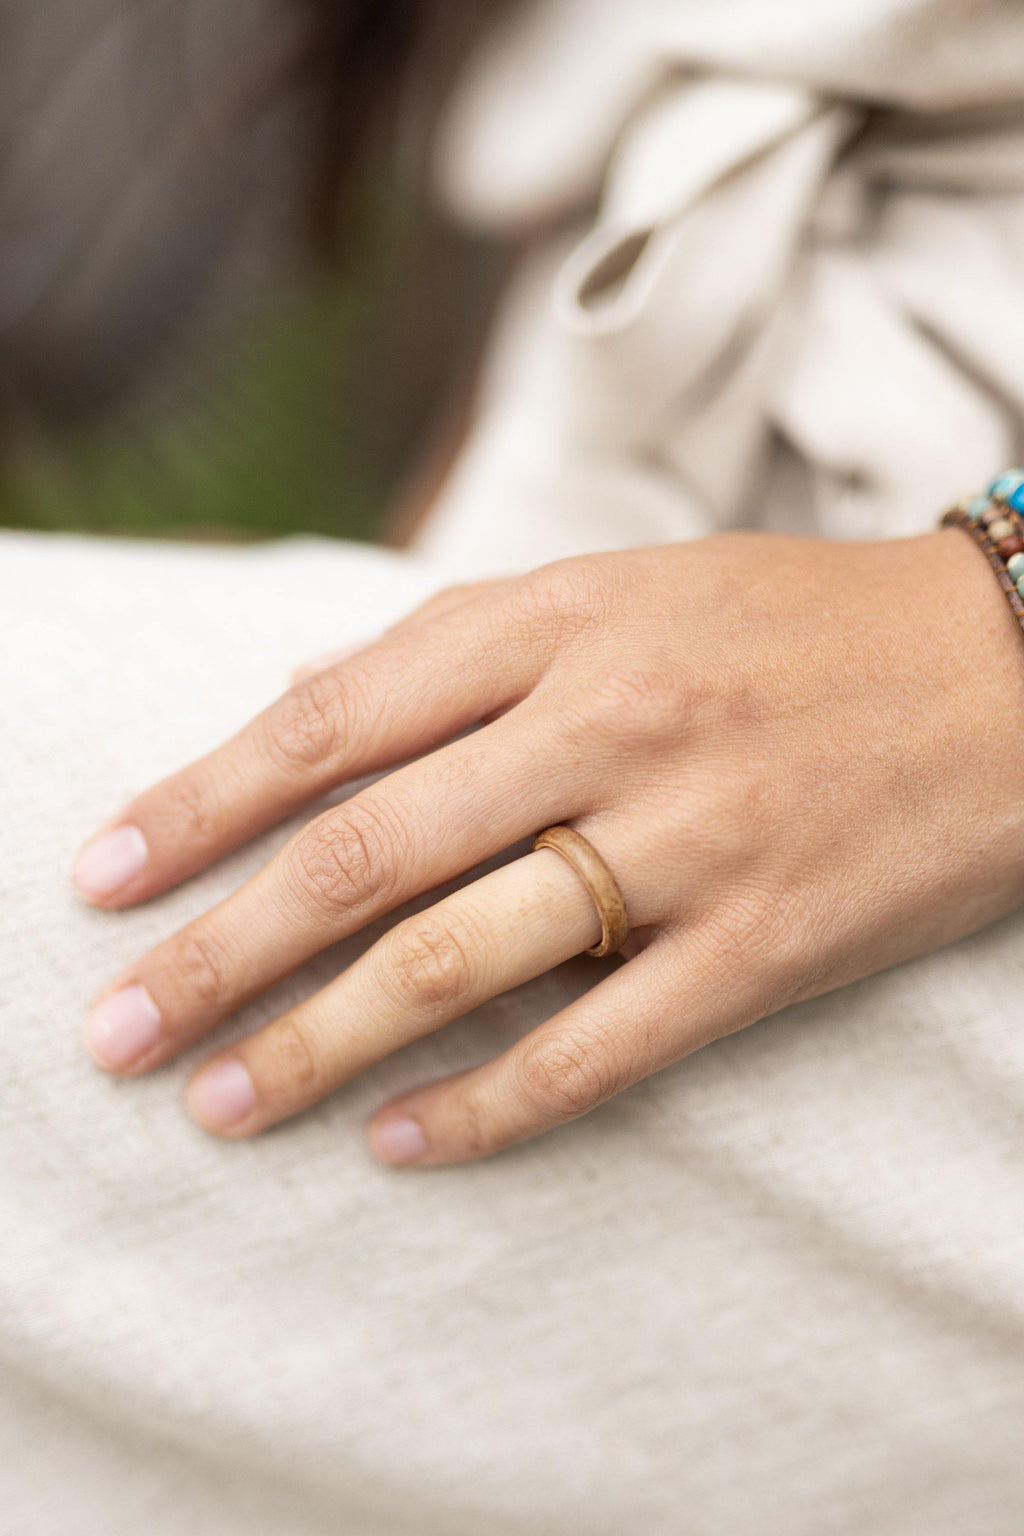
[418,0,1024,576]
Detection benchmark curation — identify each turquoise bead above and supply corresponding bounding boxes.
[990,469,1024,499]
[1017,576,1024,599]
[1010,484,1024,513]
[967,496,991,520]
[1007,553,1024,582]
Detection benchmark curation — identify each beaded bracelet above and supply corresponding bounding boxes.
[940,470,1024,634]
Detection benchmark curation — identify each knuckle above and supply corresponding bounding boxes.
[382,916,478,1013]
[711,879,819,999]
[717,673,771,738]
[518,556,616,636]
[727,764,780,841]
[161,775,220,842]
[173,928,231,1009]
[695,764,779,863]
[451,1089,495,1160]
[267,1013,323,1096]
[263,671,354,773]
[516,1029,616,1122]
[582,664,682,745]
[292,800,400,915]
[682,666,770,741]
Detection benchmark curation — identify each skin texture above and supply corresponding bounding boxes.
[74,529,1024,1164]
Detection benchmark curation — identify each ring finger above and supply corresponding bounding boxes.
[184,846,613,1136]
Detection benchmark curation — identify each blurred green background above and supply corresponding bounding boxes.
[0,175,492,546]
[0,4,510,549]
[6,278,377,542]
[0,277,384,544]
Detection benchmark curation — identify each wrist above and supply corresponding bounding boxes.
[902,525,1024,903]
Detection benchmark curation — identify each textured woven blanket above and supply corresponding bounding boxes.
[2,526,1024,1535]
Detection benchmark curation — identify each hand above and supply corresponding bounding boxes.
[73,531,1024,1165]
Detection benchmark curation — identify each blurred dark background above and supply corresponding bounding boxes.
[0,0,509,543]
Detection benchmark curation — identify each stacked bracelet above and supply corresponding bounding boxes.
[940,470,1024,634]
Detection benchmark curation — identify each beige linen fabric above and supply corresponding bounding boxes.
[3,528,1024,1536]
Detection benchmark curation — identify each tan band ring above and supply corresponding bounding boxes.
[533,825,630,958]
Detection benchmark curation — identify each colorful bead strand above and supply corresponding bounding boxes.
[940,470,1024,635]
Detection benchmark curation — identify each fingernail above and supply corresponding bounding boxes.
[291,640,369,684]
[86,984,162,1070]
[369,1114,428,1165]
[188,1059,257,1131]
[73,824,147,899]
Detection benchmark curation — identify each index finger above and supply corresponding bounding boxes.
[72,598,535,908]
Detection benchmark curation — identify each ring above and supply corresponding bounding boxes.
[533,825,630,958]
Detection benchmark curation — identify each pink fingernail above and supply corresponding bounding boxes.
[369,1114,428,1165]
[188,1059,257,1131]
[73,824,147,899]
[86,984,162,1070]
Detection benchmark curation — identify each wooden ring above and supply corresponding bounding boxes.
[533,825,630,958]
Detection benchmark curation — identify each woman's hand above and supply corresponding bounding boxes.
[73,530,1024,1165]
